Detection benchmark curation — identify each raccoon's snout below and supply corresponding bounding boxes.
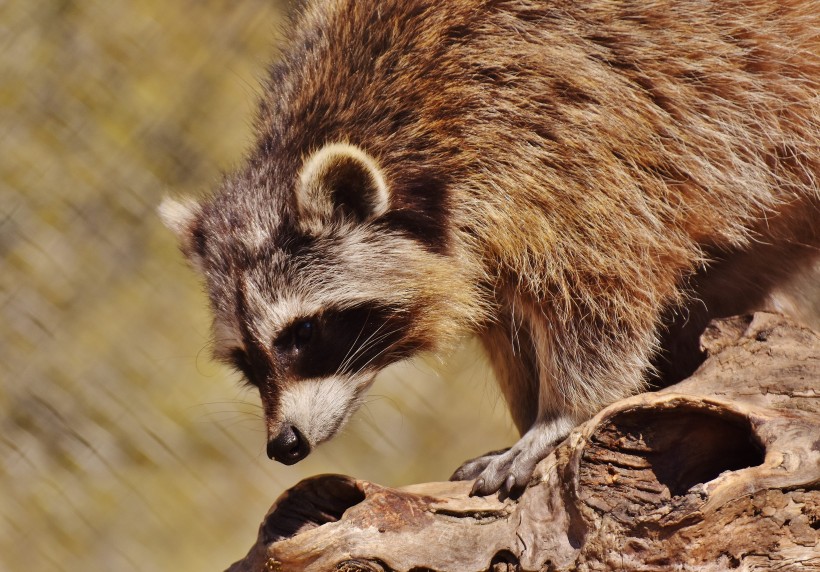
[267,424,311,465]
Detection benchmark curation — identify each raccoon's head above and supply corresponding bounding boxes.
[161,143,477,465]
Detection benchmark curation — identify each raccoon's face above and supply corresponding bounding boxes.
[160,143,462,465]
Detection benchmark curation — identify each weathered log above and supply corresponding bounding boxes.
[227,313,820,572]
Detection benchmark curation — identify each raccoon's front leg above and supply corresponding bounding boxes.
[451,316,542,485]
[461,297,653,496]
[453,308,581,495]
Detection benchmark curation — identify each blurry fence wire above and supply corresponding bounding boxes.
[0,2,515,571]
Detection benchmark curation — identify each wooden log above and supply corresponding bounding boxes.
[226,313,820,572]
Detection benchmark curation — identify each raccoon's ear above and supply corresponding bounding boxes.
[297,143,389,223]
[158,196,205,270]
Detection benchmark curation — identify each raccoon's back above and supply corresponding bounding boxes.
[257,0,819,303]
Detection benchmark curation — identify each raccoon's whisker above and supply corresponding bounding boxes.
[336,327,382,375]
[221,417,267,430]
[337,329,402,378]
[337,330,399,376]
[336,322,401,375]
[196,400,264,410]
[336,308,380,374]
[348,330,414,375]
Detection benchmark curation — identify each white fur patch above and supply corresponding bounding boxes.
[278,373,374,447]
[158,196,199,238]
[158,195,205,271]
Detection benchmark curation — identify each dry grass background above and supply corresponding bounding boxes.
[0,2,516,570]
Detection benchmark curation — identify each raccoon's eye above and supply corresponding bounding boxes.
[276,319,316,351]
[293,320,315,347]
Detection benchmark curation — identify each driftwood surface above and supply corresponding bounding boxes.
[227,313,820,572]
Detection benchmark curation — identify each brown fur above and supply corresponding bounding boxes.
[164,0,819,494]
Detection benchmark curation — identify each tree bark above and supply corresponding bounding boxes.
[227,313,820,572]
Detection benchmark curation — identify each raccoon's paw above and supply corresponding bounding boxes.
[449,448,510,482]
[467,416,575,497]
[467,439,550,497]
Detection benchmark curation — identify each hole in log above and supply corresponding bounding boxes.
[633,408,764,496]
[637,408,764,495]
[489,550,520,571]
[260,474,366,543]
[584,404,765,500]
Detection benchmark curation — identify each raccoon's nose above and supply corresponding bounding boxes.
[267,425,311,465]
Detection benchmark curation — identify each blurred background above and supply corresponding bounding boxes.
[0,1,516,570]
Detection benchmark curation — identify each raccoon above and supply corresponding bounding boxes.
[161,0,819,496]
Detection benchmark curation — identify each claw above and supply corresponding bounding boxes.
[470,478,485,497]
[504,473,516,493]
